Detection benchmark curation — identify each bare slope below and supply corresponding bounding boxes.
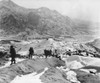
[0,57,65,83]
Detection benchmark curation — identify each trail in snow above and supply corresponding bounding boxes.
[11,67,48,83]
[0,58,25,69]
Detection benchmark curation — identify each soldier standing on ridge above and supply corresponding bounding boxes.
[10,45,16,65]
[29,47,34,59]
[67,50,71,56]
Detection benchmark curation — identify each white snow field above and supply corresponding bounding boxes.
[0,57,65,83]
[11,67,48,83]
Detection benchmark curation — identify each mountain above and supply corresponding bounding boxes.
[0,0,92,40]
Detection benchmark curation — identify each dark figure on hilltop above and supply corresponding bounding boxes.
[49,49,52,57]
[29,47,34,59]
[10,45,16,65]
[66,50,71,56]
[44,49,52,58]
[77,50,83,56]
[44,49,49,58]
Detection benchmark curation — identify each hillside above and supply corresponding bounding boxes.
[0,0,92,40]
[86,38,100,53]
[89,38,100,49]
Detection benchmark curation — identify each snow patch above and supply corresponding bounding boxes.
[11,67,48,83]
[66,71,80,83]
[17,51,28,56]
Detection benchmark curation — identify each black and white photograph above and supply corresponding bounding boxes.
[0,0,100,83]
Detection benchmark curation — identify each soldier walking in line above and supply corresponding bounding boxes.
[29,47,34,59]
[67,50,71,56]
[10,45,16,65]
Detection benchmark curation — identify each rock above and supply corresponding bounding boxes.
[56,66,70,72]
[81,65,100,73]
[80,56,100,66]
[47,57,65,67]
[67,55,82,62]
[40,67,71,83]
[76,70,100,83]
[80,69,90,73]
[66,70,80,83]
[67,60,83,69]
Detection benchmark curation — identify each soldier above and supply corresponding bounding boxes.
[44,49,50,58]
[77,50,82,56]
[29,47,34,59]
[67,50,71,56]
[10,45,16,65]
[49,49,52,57]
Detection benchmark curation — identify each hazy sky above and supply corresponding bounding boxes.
[5,0,99,23]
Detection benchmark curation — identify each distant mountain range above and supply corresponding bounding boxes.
[0,0,95,40]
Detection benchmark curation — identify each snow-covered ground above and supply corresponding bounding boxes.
[0,58,25,69]
[11,67,48,83]
[17,51,28,56]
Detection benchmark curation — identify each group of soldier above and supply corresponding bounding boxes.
[65,49,89,56]
[10,45,34,65]
[9,44,99,65]
[65,49,99,57]
[44,49,61,60]
[9,45,62,65]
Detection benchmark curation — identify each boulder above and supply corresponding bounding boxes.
[66,70,80,83]
[40,67,71,83]
[76,70,100,83]
[67,60,83,69]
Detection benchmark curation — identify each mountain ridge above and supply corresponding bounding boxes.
[0,0,92,40]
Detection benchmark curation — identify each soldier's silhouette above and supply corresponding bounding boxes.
[10,45,16,65]
[44,49,48,58]
[67,50,71,56]
[29,47,34,59]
